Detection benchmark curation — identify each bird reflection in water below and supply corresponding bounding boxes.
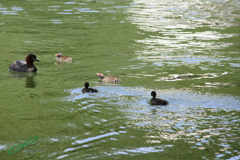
[9,71,37,88]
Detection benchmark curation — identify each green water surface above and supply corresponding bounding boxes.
[0,0,240,159]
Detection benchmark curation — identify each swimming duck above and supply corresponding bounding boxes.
[9,53,40,72]
[55,53,72,62]
[97,73,121,83]
[82,82,98,93]
[150,91,169,106]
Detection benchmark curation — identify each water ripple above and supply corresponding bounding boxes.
[62,85,240,159]
[127,0,239,73]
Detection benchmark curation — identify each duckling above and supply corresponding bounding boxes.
[82,82,98,93]
[55,53,72,62]
[150,91,169,106]
[97,73,121,83]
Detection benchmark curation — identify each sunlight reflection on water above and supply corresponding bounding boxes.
[65,85,240,109]
[127,0,239,71]
[1,0,239,159]
[62,84,240,159]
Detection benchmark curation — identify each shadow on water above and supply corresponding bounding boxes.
[9,71,37,88]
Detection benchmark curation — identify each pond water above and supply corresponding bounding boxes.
[0,0,240,159]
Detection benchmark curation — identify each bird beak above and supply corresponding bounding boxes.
[35,58,40,62]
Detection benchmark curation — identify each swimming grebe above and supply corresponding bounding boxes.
[9,53,40,72]
[97,73,121,83]
[150,91,169,106]
[55,53,72,62]
[82,82,98,93]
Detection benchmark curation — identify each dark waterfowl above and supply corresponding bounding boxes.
[97,73,121,83]
[82,82,98,93]
[150,91,169,106]
[55,53,72,62]
[9,53,40,72]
